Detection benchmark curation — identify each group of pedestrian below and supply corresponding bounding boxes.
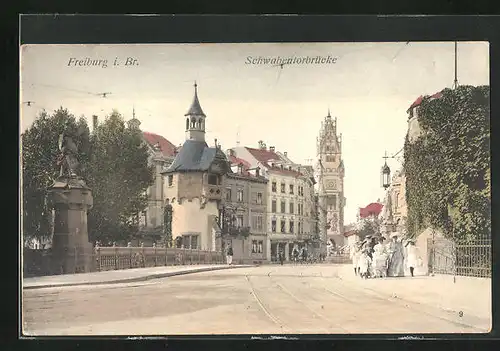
[351,234,422,279]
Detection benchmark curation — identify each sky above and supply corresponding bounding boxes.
[19,42,489,224]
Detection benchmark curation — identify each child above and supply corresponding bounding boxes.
[358,249,372,279]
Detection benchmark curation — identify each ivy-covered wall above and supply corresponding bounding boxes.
[404,85,490,242]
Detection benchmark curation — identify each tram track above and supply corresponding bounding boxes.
[244,275,290,333]
[317,276,484,333]
[266,273,349,333]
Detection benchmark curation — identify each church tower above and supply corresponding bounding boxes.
[317,109,346,247]
[185,82,206,142]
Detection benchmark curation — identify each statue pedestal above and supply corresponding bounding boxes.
[47,176,94,274]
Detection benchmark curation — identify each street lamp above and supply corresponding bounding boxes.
[381,160,391,189]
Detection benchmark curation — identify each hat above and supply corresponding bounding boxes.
[391,234,399,238]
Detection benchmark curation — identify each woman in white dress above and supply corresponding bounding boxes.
[350,243,361,276]
[372,237,389,278]
[405,240,421,277]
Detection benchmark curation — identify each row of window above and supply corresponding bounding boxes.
[226,188,263,204]
[325,155,336,163]
[271,219,305,234]
[271,200,305,216]
[271,182,305,196]
[166,174,221,187]
[251,240,264,254]
[229,214,265,232]
[181,234,199,250]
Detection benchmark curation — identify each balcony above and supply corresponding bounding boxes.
[223,226,251,237]
[297,233,313,241]
[203,184,222,200]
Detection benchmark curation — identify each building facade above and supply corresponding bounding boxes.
[223,154,269,263]
[316,111,346,247]
[230,144,316,261]
[162,83,230,251]
[380,169,408,238]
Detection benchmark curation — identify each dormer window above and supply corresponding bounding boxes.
[238,163,244,174]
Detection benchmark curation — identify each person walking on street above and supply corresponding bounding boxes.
[405,240,421,277]
[292,247,299,263]
[387,234,405,277]
[279,248,284,265]
[301,247,308,264]
[226,244,233,265]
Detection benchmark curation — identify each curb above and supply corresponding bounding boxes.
[23,264,255,290]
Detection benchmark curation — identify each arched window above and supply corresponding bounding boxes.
[197,118,202,129]
[191,118,196,128]
[186,118,189,130]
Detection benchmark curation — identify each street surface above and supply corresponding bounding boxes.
[22,264,491,335]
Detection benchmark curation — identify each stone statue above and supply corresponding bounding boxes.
[57,123,81,178]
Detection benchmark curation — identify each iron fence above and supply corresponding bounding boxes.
[428,238,491,278]
[23,247,226,277]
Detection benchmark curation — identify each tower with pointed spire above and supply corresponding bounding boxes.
[316,109,346,247]
[185,82,206,142]
[128,106,141,130]
[162,82,230,251]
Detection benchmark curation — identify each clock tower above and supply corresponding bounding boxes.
[316,109,346,247]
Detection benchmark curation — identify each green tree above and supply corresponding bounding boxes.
[404,85,490,241]
[21,108,154,244]
[21,108,91,243]
[87,110,154,243]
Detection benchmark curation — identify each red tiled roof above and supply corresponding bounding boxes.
[142,132,177,157]
[359,202,384,218]
[245,147,281,163]
[407,91,443,112]
[229,155,251,169]
[268,166,303,177]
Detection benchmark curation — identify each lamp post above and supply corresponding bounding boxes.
[381,151,392,189]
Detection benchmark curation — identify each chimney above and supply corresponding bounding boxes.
[255,167,260,177]
[270,146,275,152]
[92,115,98,131]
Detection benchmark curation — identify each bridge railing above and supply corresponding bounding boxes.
[23,247,226,277]
[95,247,225,272]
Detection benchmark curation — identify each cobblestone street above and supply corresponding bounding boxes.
[22,264,491,335]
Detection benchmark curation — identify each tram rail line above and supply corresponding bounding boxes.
[267,274,349,333]
[318,276,483,332]
[269,272,401,333]
[244,275,290,333]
